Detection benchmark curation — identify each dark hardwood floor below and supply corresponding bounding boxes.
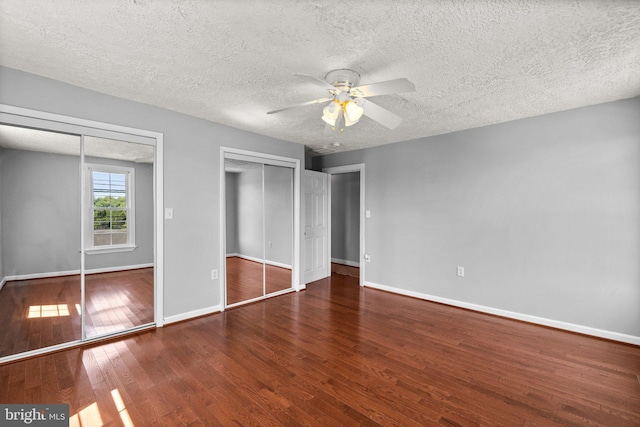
[331,262,360,279]
[85,269,155,338]
[1,272,639,426]
[226,256,292,305]
[0,268,154,358]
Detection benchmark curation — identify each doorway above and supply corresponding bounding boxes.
[323,164,365,286]
[330,172,360,279]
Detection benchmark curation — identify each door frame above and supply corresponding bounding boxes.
[0,104,164,364]
[219,147,301,311]
[322,164,365,286]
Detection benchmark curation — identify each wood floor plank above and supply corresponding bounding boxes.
[0,268,153,357]
[1,272,639,426]
[226,256,293,305]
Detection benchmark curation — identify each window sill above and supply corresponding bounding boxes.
[85,245,137,255]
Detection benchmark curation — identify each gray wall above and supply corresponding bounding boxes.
[228,165,293,266]
[0,148,153,276]
[225,172,239,255]
[0,149,4,281]
[84,156,154,271]
[0,66,305,318]
[264,165,293,266]
[331,172,360,264]
[315,97,640,338]
[236,167,264,260]
[1,149,80,276]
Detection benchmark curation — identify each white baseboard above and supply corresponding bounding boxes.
[3,263,154,282]
[363,280,640,346]
[86,263,154,275]
[4,269,80,282]
[164,305,221,325]
[331,258,360,267]
[266,259,292,269]
[227,253,292,269]
[0,277,6,292]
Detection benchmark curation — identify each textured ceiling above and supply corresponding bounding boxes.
[0,1,639,156]
[0,124,155,163]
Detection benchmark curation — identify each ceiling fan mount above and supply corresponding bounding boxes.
[324,69,361,92]
[267,69,416,132]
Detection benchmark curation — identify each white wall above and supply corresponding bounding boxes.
[0,66,305,319]
[315,97,640,340]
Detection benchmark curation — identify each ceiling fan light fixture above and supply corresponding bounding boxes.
[343,111,359,127]
[344,100,364,124]
[322,115,336,126]
[322,101,340,125]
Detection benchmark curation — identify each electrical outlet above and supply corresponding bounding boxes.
[457,266,464,277]
[211,269,218,280]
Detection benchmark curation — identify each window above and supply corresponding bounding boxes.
[85,164,136,253]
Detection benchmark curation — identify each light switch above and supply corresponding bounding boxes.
[165,208,174,219]
[366,210,371,218]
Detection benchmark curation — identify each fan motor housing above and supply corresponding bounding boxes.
[325,69,361,90]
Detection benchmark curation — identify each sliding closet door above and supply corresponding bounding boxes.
[0,125,82,357]
[224,153,296,307]
[82,137,155,338]
[225,159,265,305]
[264,165,293,295]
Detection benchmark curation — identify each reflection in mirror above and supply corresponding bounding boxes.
[264,165,293,295]
[225,159,265,305]
[0,124,82,357]
[83,137,155,338]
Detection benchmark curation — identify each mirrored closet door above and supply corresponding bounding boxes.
[0,125,82,357]
[224,157,294,307]
[0,119,157,362]
[82,136,155,339]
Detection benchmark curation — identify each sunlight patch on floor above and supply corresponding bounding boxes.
[27,304,70,318]
[111,389,135,427]
[69,402,103,427]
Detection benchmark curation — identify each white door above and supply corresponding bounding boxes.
[304,170,329,283]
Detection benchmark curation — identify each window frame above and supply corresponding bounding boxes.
[84,163,137,254]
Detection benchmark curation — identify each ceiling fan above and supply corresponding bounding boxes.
[267,69,416,132]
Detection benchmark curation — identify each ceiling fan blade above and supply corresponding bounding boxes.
[350,78,415,98]
[267,97,333,114]
[362,99,403,129]
[293,73,337,92]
